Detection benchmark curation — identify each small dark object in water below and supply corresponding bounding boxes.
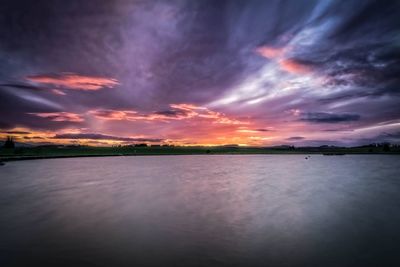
[0,161,4,166]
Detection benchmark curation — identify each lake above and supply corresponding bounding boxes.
[0,155,399,266]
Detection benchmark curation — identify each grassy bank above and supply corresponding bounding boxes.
[1,145,399,162]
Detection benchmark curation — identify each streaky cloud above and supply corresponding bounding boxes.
[53,133,163,143]
[301,112,360,123]
[27,73,119,91]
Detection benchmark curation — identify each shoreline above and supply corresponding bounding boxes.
[1,151,400,163]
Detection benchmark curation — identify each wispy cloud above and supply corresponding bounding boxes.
[0,1,398,146]
[300,112,360,123]
[28,112,84,122]
[255,46,285,59]
[279,59,313,74]
[0,130,31,135]
[53,133,162,143]
[90,104,248,125]
[26,73,119,91]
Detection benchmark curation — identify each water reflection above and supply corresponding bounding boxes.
[1,155,400,266]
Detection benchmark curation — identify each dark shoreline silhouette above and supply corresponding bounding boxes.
[1,143,399,163]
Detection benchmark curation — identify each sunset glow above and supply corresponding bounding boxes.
[0,1,399,147]
[27,73,119,91]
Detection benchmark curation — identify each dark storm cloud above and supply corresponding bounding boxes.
[301,112,360,123]
[374,132,400,143]
[319,46,399,94]
[298,140,347,147]
[323,128,354,132]
[0,83,43,91]
[53,133,163,143]
[280,0,400,110]
[353,131,400,145]
[328,1,400,41]
[154,109,189,118]
[381,132,400,139]
[0,0,325,107]
[317,87,400,108]
[24,136,44,140]
[1,0,398,105]
[0,130,30,134]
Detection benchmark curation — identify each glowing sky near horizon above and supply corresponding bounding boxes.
[0,0,399,146]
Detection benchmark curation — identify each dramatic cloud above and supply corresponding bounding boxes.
[301,112,361,123]
[90,104,248,125]
[0,0,399,146]
[53,133,163,143]
[28,112,84,122]
[26,73,119,91]
[371,132,400,143]
[0,83,42,91]
[0,130,31,135]
[255,46,285,59]
[279,59,313,74]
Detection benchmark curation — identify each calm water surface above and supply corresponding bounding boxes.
[1,155,400,266]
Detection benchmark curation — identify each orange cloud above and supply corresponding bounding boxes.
[89,104,248,125]
[0,127,151,146]
[89,109,184,122]
[0,128,50,142]
[0,120,277,147]
[172,104,248,125]
[279,59,312,74]
[255,46,285,59]
[163,122,273,146]
[27,73,119,91]
[88,110,139,121]
[0,127,78,145]
[255,46,312,75]
[28,112,84,122]
[170,103,207,111]
[3,105,270,147]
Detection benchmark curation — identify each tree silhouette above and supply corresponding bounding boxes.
[383,143,391,152]
[3,136,15,148]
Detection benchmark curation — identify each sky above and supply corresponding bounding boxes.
[0,0,399,146]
